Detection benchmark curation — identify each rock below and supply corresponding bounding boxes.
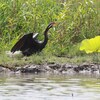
[0,65,11,72]
[20,65,46,73]
[48,63,61,70]
[0,66,4,72]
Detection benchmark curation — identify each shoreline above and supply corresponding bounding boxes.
[0,63,100,75]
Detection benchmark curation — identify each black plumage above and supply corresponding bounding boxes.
[11,22,56,56]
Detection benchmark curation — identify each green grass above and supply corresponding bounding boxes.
[0,50,99,68]
[0,0,100,66]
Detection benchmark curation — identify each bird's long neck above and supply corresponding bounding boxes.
[41,24,52,49]
[42,25,52,46]
[43,28,49,43]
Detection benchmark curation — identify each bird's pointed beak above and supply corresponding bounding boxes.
[52,22,57,26]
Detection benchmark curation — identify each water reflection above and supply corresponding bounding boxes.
[0,73,100,100]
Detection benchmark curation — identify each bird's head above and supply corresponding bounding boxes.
[44,22,57,35]
[48,22,57,29]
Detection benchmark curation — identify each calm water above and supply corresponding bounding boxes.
[0,73,100,100]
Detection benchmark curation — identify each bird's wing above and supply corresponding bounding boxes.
[11,35,27,52]
[11,33,33,52]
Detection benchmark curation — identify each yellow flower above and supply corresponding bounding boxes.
[80,36,100,53]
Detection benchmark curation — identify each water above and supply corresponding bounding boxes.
[0,73,100,100]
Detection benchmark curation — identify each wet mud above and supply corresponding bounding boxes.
[0,63,100,75]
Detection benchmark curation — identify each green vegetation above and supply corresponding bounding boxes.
[0,0,100,65]
[0,50,100,67]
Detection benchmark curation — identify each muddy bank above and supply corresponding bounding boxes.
[0,63,100,75]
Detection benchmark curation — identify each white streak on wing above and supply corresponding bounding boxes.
[32,33,39,39]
